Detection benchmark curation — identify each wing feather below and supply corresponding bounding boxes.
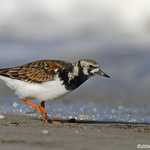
[0,60,72,83]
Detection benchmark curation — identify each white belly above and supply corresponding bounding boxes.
[0,76,69,101]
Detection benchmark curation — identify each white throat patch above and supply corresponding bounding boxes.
[82,67,89,75]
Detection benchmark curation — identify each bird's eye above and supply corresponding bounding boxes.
[89,65,97,69]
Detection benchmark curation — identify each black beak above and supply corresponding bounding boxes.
[97,69,111,78]
[103,72,111,78]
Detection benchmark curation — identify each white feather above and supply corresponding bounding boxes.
[0,76,68,101]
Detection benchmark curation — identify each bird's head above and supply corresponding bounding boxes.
[78,59,110,78]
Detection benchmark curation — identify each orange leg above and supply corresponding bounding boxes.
[39,101,48,125]
[21,98,48,125]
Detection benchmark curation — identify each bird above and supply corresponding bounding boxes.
[0,59,110,124]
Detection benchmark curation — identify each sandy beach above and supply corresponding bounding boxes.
[0,115,149,150]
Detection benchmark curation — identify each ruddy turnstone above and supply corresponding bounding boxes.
[0,59,110,124]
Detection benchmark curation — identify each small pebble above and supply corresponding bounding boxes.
[41,130,49,135]
[0,114,5,119]
[75,130,79,134]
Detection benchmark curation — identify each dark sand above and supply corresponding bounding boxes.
[0,115,150,150]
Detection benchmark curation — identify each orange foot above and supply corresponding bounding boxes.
[22,98,48,125]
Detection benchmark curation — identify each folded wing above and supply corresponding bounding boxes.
[0,60,71,83]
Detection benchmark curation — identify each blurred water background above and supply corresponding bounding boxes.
[0,0,150,123]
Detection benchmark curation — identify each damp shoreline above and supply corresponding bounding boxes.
[0,114,149,150]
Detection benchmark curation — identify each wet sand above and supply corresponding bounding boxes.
[0,115,150,150]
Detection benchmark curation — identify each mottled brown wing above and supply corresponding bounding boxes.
[0,60,71,83]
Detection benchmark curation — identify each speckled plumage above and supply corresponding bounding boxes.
[0,59,110,124]
[0,60,73,83]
